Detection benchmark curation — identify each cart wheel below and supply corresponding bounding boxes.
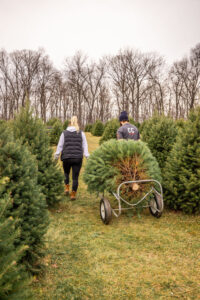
[149,192,164,218]
[100,198,112,224]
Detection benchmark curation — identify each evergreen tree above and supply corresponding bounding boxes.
[13,104,64,207]
[46,117,61,126]
[90,120,97,135]
[92,120,104,136]
[84,139,161,202]
[163,108,200,214]
[49,119,63,145]
[63,119,69,130]
[129,117,140,129]
[0,177,32,300]
[141,115,177,171]
[175,118,186,131]
[0,123,49,272]
[99,119,119,145]
[84,123,93,132]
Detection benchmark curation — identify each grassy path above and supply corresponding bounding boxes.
[32,133,200,299]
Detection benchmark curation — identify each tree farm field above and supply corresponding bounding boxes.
[32,133,200,300]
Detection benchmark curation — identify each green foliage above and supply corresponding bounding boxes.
[175,118,186,130]
[163,108,200,214]
[0,178,32,299]
[63,119,69,130]
[0,119,6,125]
[0,123,48,272]
[84,123,93,132]
[84,139,161,200]
[99,119,119,145]
[139,119,148,133]
[13,104,64,207]
[50,120,63,145]
[46,117,61,126]
[129,117,140,129]
[141,115,177,170]
[92,120,104,136]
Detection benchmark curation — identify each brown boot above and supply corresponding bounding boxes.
[65,184,70,195]
[70,191,76,200]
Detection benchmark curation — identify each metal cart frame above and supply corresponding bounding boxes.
[100,179,164,224]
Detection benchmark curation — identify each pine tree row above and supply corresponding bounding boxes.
[0,104,64,298]
[141,111,200,214]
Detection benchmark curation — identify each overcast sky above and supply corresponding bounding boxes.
[0,0,200,68]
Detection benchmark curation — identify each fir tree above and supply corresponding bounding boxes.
[175,118,186,131]
[99,119,119,145]
[0,177,32,300]
[84,139,161,202]
[129,117,140,129]
[0,123,49,272]
[13,104,64,207]
[141,115,177,171]
[50,119,63,145]
[84,124,93,132]
[163,108,200,214]
[46,117,61,126]
[63,119,69,130]
[92,120,104,136]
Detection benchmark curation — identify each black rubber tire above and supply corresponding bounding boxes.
[100,198,112,225]
[149,192,164,218]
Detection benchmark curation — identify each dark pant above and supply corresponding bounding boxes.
[62,158,83,191]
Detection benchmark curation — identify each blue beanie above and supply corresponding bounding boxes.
[119,111,128,122]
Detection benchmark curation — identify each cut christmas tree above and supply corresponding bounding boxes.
[84,139,161,204]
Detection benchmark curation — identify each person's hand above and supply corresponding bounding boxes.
[54,153,59,161]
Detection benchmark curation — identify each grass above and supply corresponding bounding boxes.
[32,133,200,299]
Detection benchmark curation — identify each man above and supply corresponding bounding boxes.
[117,111,140,140]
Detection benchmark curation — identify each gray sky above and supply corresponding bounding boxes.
[0,0,200,67]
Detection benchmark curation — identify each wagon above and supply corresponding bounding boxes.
[100,179,164,224]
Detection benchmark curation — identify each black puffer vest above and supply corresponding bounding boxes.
[61,130,83,160]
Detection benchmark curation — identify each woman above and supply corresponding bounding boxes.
[54,116,89,200]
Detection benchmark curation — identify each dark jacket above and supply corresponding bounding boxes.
[61,130,83,160]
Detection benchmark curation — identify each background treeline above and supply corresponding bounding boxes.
[0,43,200,128]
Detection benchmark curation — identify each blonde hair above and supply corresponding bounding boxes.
[70,116,79,131]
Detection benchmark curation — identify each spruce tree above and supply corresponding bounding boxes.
[84,139,161,203]
[141,115,177,171]
[49,119,63,145]
[46,117,60,126]
[92,120,104,136]
[0,123,48,272]
[0,177,32,300]
[84,124,93,132]
[129,117,140,129]
[163,108,200,214]
[99,119,120,145]
[13,104,64,207]
[63,119,69,130]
